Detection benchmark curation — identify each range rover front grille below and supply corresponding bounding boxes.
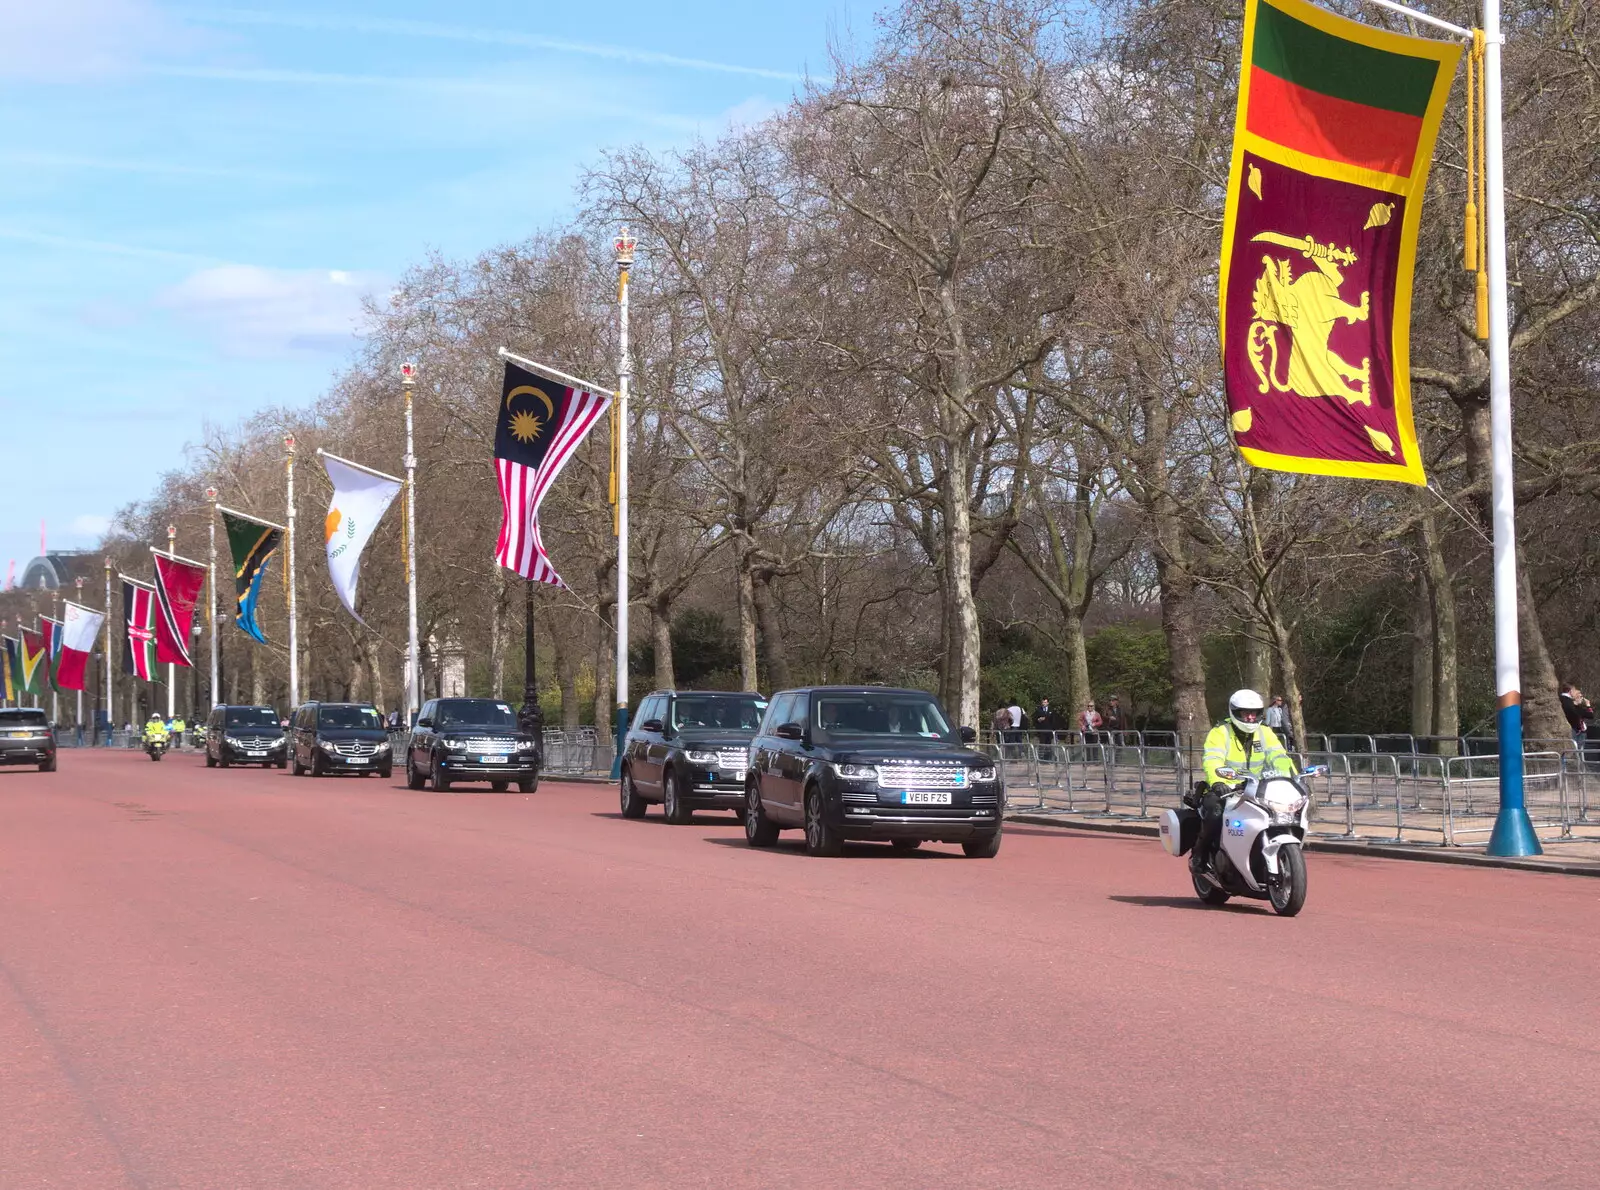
[875,761,968,790]
[462,736,520,752]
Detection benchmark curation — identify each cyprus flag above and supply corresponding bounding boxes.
[320,451,402,623]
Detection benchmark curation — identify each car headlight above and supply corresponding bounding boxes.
[971,765,998,783]
[225,735,243,745]
[832,763,877,781]
[271,738,286,748]
[375,741,390,754]
[444,739,467,752]
[685,749,719,764]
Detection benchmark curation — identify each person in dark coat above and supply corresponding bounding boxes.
[1102,694,1126,738]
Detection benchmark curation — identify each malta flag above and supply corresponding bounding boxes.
[493,361,611,586]
[123,578,158,681]
[152,551,207,668]
[56,602,104,691]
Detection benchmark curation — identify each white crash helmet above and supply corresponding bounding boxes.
[1228,688,1266,734]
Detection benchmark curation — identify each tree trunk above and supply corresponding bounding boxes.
[1063,605,1091,725]
[752,569,790,692]
[364,638,386,719]
[1243,624,1272,695]
[650,597,676,691]
[1410,564,1435,741]
[553,629,580,732]
[1418,514,1459,756]
[736,548,759,692]
[489,571,506,701]
[251,649,265,707]
[1261,589,1306,751]
[942,438,982,729]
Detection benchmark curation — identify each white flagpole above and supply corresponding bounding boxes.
[206,488,219,709]
[104,559,113,741]
[285,434,299,709]
[1480,2,1537,856]
[401,363,421,723]
[612,228,635,778]
[166,523,176,720]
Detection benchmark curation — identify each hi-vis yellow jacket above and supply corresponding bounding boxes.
[1202,722,1293,785]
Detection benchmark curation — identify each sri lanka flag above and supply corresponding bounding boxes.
[1220,0,1459,485]
[123,578,158,681]
[40,616,62,691]
[493,361,611,586]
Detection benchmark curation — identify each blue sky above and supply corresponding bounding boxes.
[0,0,872,575]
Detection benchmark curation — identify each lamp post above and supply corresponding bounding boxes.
[401,362,421,725]
[190,621,202,726]
[519,580,542,744]
[166,522,177,720]
[610,226,635,778]
[73,576,85,741]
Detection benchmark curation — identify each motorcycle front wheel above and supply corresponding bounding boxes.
[1268,843,1307,917]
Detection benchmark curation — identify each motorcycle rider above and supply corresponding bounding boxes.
[1192,689,1294,874]
[144,714,169,750]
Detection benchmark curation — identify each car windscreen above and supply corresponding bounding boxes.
[0,710,48,727]
[317,706,383,730]
[813,694,953,740]
[435,700,517,728]
[670,695,768,732]
[225,708,280,728]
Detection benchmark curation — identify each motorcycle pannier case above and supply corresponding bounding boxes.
[1158,807,1201,857]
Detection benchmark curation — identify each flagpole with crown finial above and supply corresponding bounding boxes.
[166,522,177,720]
[401,362,421,723]
[285,435,299,709]
[206,487,219,709]
[611,226,635,779]
[103,558,113,741]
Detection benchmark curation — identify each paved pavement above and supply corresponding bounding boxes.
[3,750,1598,1188]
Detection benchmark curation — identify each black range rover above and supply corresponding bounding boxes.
[745,686,1003,857]
[205,704,287,768]
[0,708,56,772]
[404,697,539,793]
[618,689,768,822]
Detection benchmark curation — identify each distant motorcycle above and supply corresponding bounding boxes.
[1158,765,1326,917]
[145,736,168,762]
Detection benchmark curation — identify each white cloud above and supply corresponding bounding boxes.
[70,514,113,537]
[157,264,386,357]
[0,0,193,81]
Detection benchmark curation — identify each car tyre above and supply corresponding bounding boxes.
[961,828,1002,858]
[219,753,230,769]
[619,769,647,818]
[745,783,779,847]
[205,752,216,768]
[803,784,843,857]
[38,755,56,773]
[276,756,288,770]
[517,773,539,793]
[406,756,425,790]
[291,752,305,776]
[430,759,451,793]
[663,771,691,824]
[310,751,326,779]
[491,780,509,792]
[890,838,921,853]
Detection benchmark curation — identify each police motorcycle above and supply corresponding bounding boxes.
[1159,763,1327,917]
[144,725,169,762]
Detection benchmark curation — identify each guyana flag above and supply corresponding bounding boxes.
[1220,0,1461,484]
[19,627,48,695]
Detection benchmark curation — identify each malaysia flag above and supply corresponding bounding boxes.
[493,361,611,586]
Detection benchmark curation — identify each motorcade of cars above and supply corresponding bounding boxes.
[404,697,539,793]
[618,689,768,822]
[744,686,1003,857]
[204,704,288,769]
[0,708,56,772]
[289,701,392,778]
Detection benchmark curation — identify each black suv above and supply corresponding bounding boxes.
[405,697,539,792]
[744,686,1003,857]
[289,701,392,778]
[0,708,56,772]
[618,689,768,822]
[205,704,287,768]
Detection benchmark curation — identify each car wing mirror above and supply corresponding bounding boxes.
[775,721,804,741]
[416,717,433,728]
[959,725,977,743]
[640,718,663,733]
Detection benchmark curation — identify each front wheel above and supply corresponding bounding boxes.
[961,828,1002,859]
[744,784,779,847]
[663,771,691,824]
[517,774,538,793]
[1192,869,1231,905]
[619,770,647,818]
[803,785,843,857]
[406,756,425,790]
[491,780,509,792]
[430,760,451,793]
[1268,843,1307,917]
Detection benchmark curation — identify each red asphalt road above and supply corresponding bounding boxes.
[2,751,1597,1189]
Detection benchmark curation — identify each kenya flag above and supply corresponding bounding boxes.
[123,579,158,681]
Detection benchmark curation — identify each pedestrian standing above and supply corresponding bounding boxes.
[1263,695,1294,751]
[1034,697,1059,759]
[1078,700,1103,746]
[1102,694,1126,739]
[1006,698,1025,744]
[1560,683,1593,762]
[990,705,1011,742]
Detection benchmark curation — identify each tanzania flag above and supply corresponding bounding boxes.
[19,627,47,695]
[221,508,282,644]
[1220,0,1460,484]
[123,578,158,681]
[40,616,62,691]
